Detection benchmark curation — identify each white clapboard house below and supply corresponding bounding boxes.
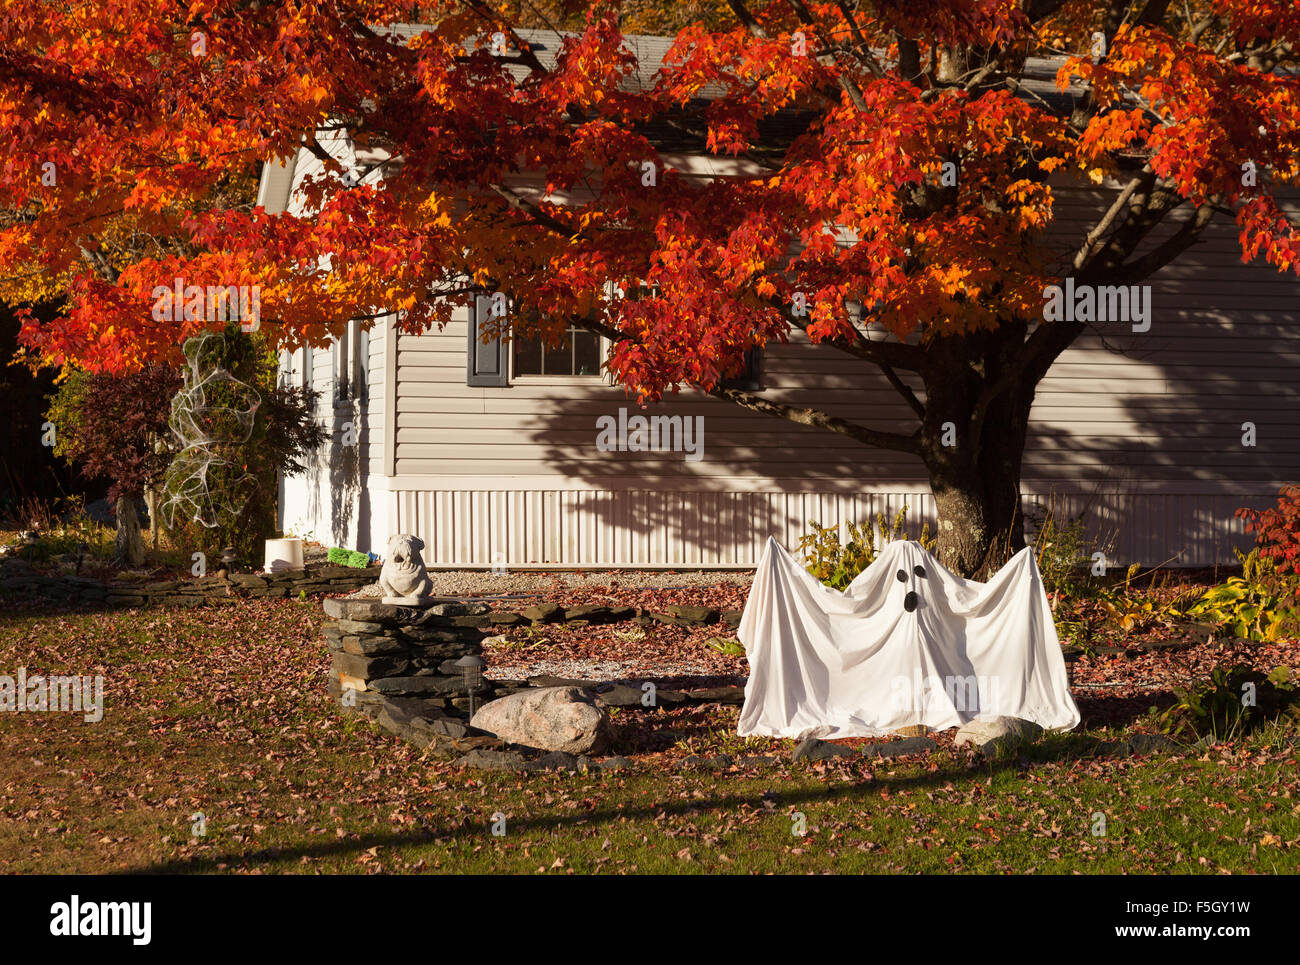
[258,29,1300,569]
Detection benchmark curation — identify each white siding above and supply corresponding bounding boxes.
[383,187,1300,568]
[388,484,1257,568]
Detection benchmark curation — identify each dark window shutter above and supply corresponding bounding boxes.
[467,292,509,387]
[721,348,761,391]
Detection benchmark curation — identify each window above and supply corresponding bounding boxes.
[512,322,603,377]
[333,330,349,401]
[721,347,762,391]
[332,320,369,402]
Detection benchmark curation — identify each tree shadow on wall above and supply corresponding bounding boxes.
[519,367,928,562]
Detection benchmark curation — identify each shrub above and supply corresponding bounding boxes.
[161,327,327,560]
[798,506,934,590]
[1177,548,1299,642]
[1237,484,1300,575]
[1025,504,1092,598]
[1157,663,1299,742]
[45,364,182,565]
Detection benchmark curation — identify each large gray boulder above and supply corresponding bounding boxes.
[954,716,1043,757]
[470,686,612,754]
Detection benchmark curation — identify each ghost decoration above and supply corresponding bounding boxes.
[736,538,1080,739]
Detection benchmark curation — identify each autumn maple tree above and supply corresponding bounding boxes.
[3,0,1299,576]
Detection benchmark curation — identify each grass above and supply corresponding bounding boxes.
[0,597,1297,874]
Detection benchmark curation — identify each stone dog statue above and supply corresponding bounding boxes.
[378,533,434,605]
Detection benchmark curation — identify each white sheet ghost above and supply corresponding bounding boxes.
[736,538,1081,739]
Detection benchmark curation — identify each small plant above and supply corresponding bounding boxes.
[798,505,934,590]
[284,515,314,541]
[493,626,552,650]
[1026,504,1092,599]
[327,546,370,568]
[706,636,746,657]
[1175,548,1298,641]
[1157,663,1299,741]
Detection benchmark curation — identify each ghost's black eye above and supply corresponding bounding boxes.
[914,565,926,579]
[904,590,918,612]
[896,569,907,583]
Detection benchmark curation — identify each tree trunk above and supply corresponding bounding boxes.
[114,494,145,567]
[922,327,1033,579]
[144,487,158,549]
[930,458,1026,579]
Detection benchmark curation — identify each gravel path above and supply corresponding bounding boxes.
[349,568,753,599]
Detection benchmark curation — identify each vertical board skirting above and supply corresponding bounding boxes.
[389,488,1264,568]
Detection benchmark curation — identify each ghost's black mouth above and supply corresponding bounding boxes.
[904,590,918,612]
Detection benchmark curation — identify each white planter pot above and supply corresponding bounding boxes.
[264,537,304,574]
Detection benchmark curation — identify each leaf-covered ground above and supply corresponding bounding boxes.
[0,591,1297,874]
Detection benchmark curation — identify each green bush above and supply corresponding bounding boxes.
[1157,663,1299,742]
[1176,548,1299,642]
[797,506,934,590]
[327,546,371,568]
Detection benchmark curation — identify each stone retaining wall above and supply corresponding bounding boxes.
[0,557,375,607]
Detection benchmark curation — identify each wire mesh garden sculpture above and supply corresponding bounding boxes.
[159,332,262,529]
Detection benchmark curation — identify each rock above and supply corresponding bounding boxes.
[341,634,407,656]
[667,604,719,625]
[486,612,525,626]
[653,689,688,705]
[527,674,600,690]
[433,602,492,617]
[471,686,612,754]
[862,736,938,759]
[597,756,633,771]
[337,619,385,634]
[953,716,1044,752]
[1126,733,1180,755]
[682,686,746,705]
[400,627,464,643]
[1094,740,1129,758]
[457,749,532,772]
[595,684,649,708]
[371,675,484,697]
[705,754,734,770]
[720,609,744,629]
[739,755,777,768]
[521,602,563,622]
[535,751,579,771]
[790,737,850,762]
[332,652,411,681]
[428,718,471,739]
[561,604,613,622]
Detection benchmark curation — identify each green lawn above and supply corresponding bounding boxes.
[0,598,1296,874]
